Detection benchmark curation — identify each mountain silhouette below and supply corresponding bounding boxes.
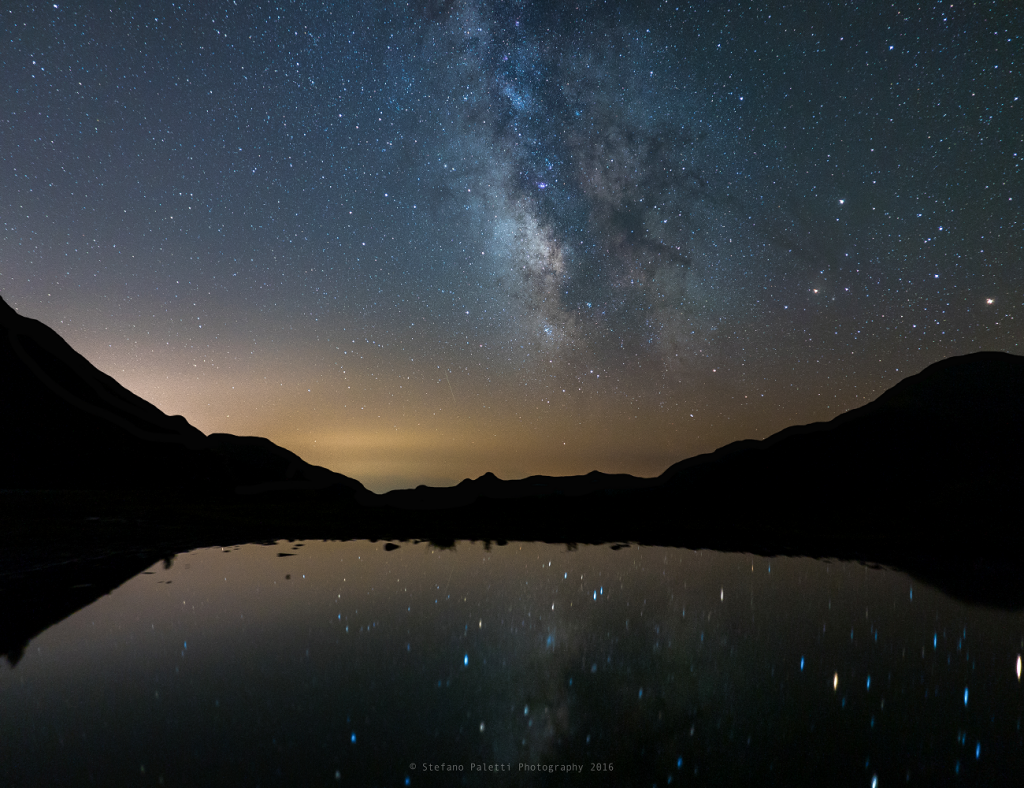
[655,350,1023,516]
[372,350,1023,548]
[649,349,1023,549]
[0,294,364,495]
[2,291,1023,662]
[4,292,1022,534]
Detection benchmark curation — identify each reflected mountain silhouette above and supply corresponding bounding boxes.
[3,535,1023,668]
[0,547,166,667]
[3,292,1024,665]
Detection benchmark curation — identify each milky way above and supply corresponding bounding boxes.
[407,2,760,369]
[2,1,1020,490]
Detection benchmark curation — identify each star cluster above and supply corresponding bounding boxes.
[2,0,1020,490]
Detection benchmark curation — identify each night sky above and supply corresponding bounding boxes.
[2,1,1020,492]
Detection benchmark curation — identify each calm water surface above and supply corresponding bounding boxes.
[2,541,1022,787]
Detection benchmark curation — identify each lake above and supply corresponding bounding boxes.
[2,540,1022,786]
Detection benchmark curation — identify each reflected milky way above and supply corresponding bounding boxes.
[1,542,1023,785]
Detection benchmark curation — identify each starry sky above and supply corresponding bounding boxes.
[2,1,1020,492]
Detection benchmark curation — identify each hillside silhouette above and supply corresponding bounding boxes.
[0,294,364,495]
[3,293,1021,532]
[2,291,1023,664]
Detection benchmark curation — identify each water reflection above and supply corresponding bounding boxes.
[1,541,1022,786]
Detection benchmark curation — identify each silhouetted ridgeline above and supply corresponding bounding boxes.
[0,294,364,495]
[2,292,1022,553]
[3,294,1024,665]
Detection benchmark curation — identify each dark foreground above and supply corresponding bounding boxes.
[3,481,1023,670]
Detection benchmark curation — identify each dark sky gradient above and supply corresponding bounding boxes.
[2,1,1020,491]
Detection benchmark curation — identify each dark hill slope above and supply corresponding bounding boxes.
[370,351,1023,556]
[2,293,1021,550]
[2,296,1023,636]
[0,295,363,495]
[648,351,1024,537]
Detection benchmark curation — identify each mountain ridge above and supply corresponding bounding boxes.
[3,293,1024,659]
[1,295,364,495]
[2,293,1022,538]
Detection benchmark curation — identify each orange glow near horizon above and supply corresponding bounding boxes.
[91,344,750,492]
[70,325,923,493]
